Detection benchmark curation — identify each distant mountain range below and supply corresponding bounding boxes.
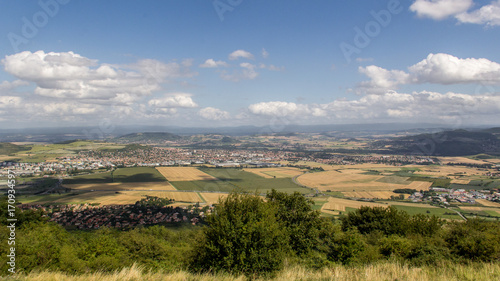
[113,132,182,143]
[0,123,477,142]
[371,129,500,156]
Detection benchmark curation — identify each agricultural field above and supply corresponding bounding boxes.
[341,191,409,199]
[413,165,492,178]
[64,167,166,184]
[319,196,462,220]
[296,168,432,196]
[2,141,125,162]
[64,181,176,192]
[460,206,500,216]
[200,192,228,204]
[156,167,217,181]
[321,196,387,212]
[165,168,311,194]
[19,190,203,205]
[243,167,306,178]
[476,199,500,208]
[276,161,338,170]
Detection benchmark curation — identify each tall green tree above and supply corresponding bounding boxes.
[191,192,288,275]
[266,190,322,256]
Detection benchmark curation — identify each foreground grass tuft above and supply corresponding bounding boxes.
[3,262,500,281]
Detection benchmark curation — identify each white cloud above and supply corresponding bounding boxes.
[248,90,500,124]
[220,63,259,81]
[248,101,311,117]
[261,48,269,59]
[0,96,23,108]
[198,107,231,120]
[199,59,229,68]
[356,57,374,63]
[409,0,473,20]
[0,80,28,91]
[409,53,500,84]
[358,65,410,93]
[228,49,254,60]
[359,53,500,92]
[456,0,500,26]
[148,93,198,108]
[410,0,500,26]
[2,51,196,100]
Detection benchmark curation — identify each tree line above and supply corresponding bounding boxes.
[1,191,499,277]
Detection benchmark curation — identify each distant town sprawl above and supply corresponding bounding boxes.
[0,147,449,176]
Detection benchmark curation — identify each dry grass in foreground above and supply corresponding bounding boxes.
[4,262,500,281]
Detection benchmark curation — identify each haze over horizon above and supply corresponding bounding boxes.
[1,0,500,130]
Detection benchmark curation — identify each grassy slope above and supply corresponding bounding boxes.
[11,262,500,281]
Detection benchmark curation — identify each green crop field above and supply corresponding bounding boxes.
[201,168,313,194]
[391,205,460,219]
[64,171,113,184]
[170,168,312,194]
[112,167,167,182]
[169,180,235,192]
[64,167,166,184]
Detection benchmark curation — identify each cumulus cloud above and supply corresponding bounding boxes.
[228,49,254,60]
[248,101,311,117]
[2,51,196,101]
[456,0,500,26]
[148,93,198,108]
[358,65,410,93]
[0,96,23,108]
[359,53,500,93]
[409,53,500,84]
[409,0,473,20]
[220,63,259,81]
[410,0,500,26]
[198,107,231,120]
[199,59,229,68]
[248,91,500,123]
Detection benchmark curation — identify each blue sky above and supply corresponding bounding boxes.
[1,0,500,129]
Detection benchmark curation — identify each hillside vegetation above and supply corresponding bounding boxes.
[1,191,499,279]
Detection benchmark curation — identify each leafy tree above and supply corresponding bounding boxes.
[341,206,410,236]
[444,218,500,261]
[327,229,366,265]
[191,192,288,275]
[266,190,322,256]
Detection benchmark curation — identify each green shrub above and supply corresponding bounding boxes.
[191,192,288,275]
[266,190,322,256]
[327,229,367,265]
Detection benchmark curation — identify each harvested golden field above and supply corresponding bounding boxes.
[451,179,471,184]
[156,167,217,181]
[379,201,438,208]
[415,166,486,177]
[297,170,412,192]
[407,181,432,191]
[335,163,410,170]
[438,156,489,165]
[24,190,203,205]
[243,167,305,178]
[459,206,482,211]
[342,191,408,199]
[65,182,177,191]
[476,199,500,208]
[276,161,337,170]
[200,192,228,204]
[322,197,387,212]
